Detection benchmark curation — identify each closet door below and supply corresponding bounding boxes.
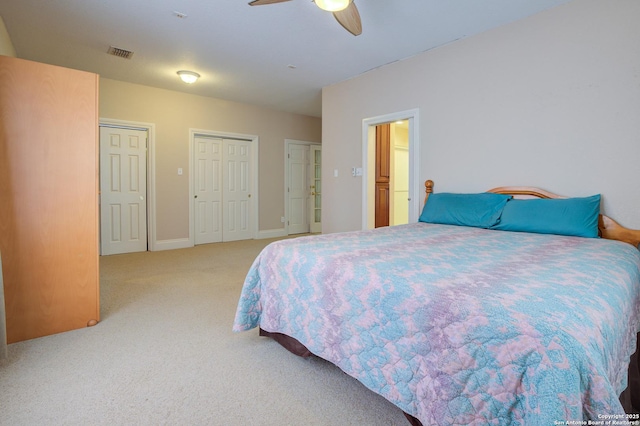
[222,139,252,241]
[0,56,99,343]
[194,137,252,243]
[194,136,223,244]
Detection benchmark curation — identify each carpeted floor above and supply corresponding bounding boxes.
[0,238,408,426]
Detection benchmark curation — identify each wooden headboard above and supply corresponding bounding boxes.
[423,179,640,248]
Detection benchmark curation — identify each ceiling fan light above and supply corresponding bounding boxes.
[177,70,200,84]
[315,0,351,12]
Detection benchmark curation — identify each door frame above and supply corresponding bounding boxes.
[99,118,157,252]
[284,139,321,235]
[361,109,420,229]
[189,129,259,246]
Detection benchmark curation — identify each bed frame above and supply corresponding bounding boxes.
[262,180,640,425]
[424,179,640,248]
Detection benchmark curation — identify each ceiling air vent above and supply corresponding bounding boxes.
[107,46,134,59]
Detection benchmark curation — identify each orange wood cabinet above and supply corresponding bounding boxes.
[0,56,100,343]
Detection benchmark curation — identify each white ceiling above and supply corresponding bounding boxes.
[0,0,571,117]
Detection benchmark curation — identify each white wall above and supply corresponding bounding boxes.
[322,0,640,233]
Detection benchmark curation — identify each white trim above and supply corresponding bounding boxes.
[361,109,420,230]
[284,139,321,236]
[189,129,259,245]
[99,118,158,251]
[153,238,191,251]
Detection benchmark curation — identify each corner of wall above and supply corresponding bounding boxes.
[0,16,17,58]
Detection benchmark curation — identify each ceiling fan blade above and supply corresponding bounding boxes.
[248,0,292,5]
[333,2,362,36]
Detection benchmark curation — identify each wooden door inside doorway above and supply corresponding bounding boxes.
[375,123,390,227]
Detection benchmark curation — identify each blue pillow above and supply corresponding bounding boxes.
[491,195,601,238]
[419,192,512,228]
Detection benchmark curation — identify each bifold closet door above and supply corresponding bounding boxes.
[194,136,223,244]
[222,139,252,242]
[194,137,252,243]
[0,56,99,343]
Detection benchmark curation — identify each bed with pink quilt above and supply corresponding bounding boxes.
[233,182,640,425]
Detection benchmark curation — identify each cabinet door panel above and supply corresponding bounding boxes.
[0,56,99,343]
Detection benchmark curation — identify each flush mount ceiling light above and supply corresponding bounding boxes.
[315,0,351,12]
[177,70,200,84]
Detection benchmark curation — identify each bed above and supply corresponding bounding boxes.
[233,180,640,425]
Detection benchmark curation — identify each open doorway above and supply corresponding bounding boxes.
[373,120,410,228]
[362,109,420,230]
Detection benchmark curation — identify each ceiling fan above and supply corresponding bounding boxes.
[248,0,362,36]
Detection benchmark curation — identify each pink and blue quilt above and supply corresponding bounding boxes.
[233,223,640,425]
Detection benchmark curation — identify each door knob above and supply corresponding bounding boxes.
[194,195,198,198]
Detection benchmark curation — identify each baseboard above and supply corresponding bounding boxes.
[153,231,287,250]
[256,228,287,239]
[153,238,192,251]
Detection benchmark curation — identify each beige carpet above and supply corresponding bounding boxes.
[0,238,408,426]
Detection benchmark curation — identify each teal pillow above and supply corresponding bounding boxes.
[491,195,601,238]
[419,193,512,228]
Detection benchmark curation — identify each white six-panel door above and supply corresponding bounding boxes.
[194,136,252,243]
[194,136,222,244]
[223,139,252,241]
[100,126,147,255]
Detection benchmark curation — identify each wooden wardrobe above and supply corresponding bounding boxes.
[0,56,100,343]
